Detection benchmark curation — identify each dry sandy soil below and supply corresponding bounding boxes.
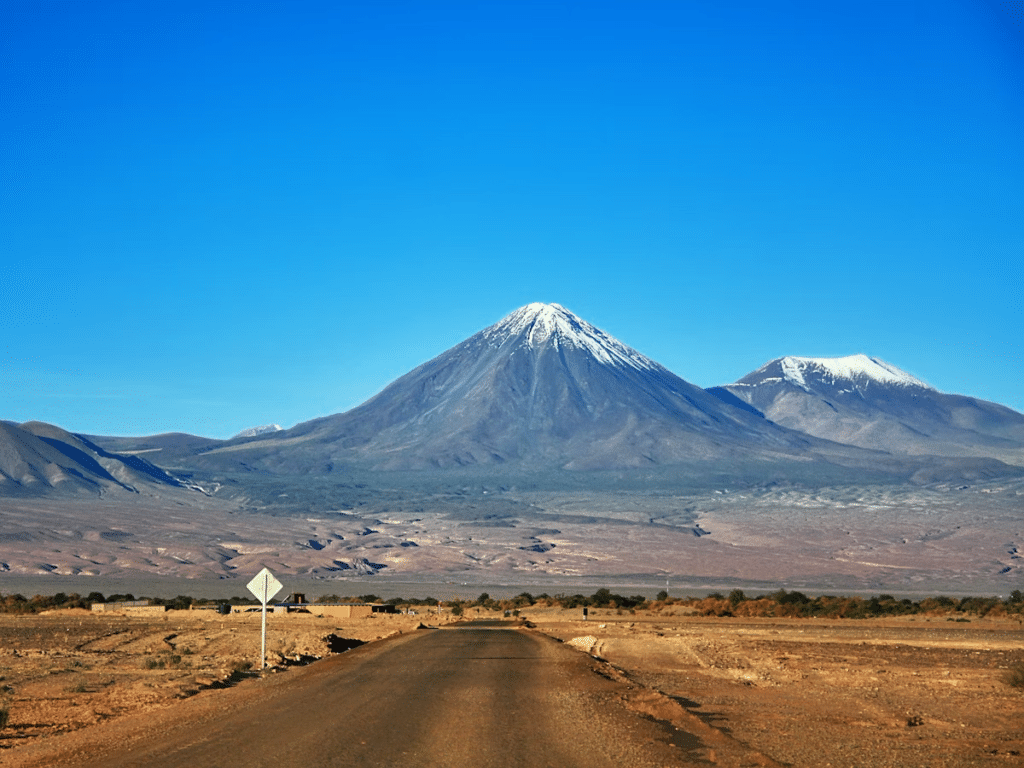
[0,607,1021,767]
[0,608,453,760]
[530,608,1024,767]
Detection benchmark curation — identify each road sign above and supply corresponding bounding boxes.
[247,568,283,604]
[246,568,284,670]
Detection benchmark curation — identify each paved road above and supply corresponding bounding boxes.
[28,625,695,768]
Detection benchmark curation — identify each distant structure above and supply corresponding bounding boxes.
[273,601,397,618]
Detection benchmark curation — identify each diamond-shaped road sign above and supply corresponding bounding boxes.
[247,567,284,605]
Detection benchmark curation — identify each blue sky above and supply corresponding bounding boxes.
[3,1,1022,438]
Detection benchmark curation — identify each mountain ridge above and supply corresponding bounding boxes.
[714,354,1024,465]
[0,421,187,497]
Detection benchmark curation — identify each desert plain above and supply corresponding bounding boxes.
[0,602,1020,767]
[1,474,1021,596]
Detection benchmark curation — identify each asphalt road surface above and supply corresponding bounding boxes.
[26,624,697,768]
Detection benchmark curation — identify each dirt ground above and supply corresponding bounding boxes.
[528,607,1024,767]
[0,606,1021,767]
[0,607,452,755]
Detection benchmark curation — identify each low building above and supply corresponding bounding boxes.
[293,602,397,618]
[91,601,167,615]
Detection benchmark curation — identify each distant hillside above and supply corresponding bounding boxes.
[0,421,188,497]
[85,432,225,469]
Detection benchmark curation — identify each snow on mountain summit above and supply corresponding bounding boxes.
[233,424,284,439]
[758,354,933,392]
[482,303,662,372]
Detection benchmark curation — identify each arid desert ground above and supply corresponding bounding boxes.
[1,474,1021,595]
[0,604,1020,767]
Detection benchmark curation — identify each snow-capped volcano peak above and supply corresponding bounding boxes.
[771,354,933,391]
[483,303,662,372]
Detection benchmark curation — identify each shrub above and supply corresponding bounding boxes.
[777,589,810,605]
[0,704,9,730]
[1006,663,1024,690]
[696,597,733,617]
[733,599,775,618]
[228,660,254,681]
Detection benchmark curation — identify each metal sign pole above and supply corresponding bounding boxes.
[260,571,268,670]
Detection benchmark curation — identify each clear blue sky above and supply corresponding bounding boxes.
[3,1,1022,438]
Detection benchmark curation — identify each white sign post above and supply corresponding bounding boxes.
[247,567,284,670]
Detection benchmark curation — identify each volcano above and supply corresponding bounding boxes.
[195,303,849,473]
